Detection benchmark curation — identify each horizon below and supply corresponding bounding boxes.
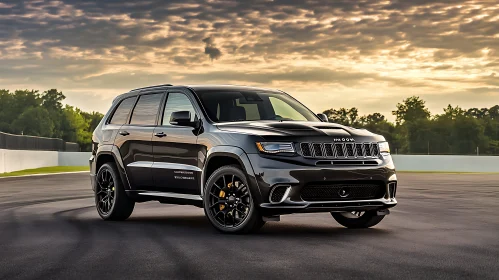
[1,1,498,121]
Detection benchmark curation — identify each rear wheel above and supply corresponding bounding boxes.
[203,165,265,234]
[95,162,135,221]
[331,210,384,228]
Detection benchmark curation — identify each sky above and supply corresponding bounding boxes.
[0,0,498,120]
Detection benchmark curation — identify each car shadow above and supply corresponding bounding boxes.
[120,214,392,238]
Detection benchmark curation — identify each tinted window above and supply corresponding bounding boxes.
[129,93,163,125]
[196,90,319,123]
[270,97,307,121]
[235,99,260,120]
[109,97,136,125]
[162,93,196,125]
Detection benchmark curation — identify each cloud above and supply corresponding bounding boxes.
[0,0,498,118]
[202,37,222,61]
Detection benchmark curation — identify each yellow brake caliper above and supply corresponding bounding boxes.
[219,182,233,211]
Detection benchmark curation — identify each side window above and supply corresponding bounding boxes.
[162,93,196,125]
[109,97,136,125]
[129,93,163,125]
[269,96,307,121]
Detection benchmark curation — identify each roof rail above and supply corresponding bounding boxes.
[130,84,173,92]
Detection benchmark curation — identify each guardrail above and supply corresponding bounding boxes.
[0,131,79,152]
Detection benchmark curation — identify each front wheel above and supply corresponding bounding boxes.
[331,210,385,229]
[203,165,265,234]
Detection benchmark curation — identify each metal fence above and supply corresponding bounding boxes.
[0,131,80,152]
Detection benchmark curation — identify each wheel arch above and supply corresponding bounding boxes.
[202,146,261,199]
[95,145,131,190]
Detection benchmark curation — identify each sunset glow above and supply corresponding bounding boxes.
[1,0,498,118]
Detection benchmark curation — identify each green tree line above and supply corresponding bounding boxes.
[0,89,103,151]
[1,89,498,155]
[323,96,499,155]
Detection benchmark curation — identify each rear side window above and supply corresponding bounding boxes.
[109,97,136,125]
[129,93,163,125]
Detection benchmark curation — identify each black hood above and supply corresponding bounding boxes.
[216,121,382,139]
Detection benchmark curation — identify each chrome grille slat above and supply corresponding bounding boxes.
[300,141,380,159]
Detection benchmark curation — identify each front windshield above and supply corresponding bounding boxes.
[195,90,319,123]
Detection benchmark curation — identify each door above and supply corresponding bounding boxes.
[114,92,165,189]
[152,91,203,194]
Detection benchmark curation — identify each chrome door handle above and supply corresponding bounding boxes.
[154,132,167,138]
[119,131,130,136]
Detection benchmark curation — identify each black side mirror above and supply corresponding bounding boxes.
[170,111,196,127]
[317,113,328,122]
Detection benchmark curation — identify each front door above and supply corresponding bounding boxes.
[152,91,203,194]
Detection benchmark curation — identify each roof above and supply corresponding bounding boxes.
[113,84,282,103]
[186,85,281,93]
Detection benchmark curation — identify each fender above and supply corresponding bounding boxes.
[202,146,262,202]
[95,144,132,191]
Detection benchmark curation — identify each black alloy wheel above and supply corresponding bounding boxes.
[331,210,385,229]
[204,165,265,233]
[96,168,115,216]
[95,162,135,221]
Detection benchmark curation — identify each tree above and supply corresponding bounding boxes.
[392,96,430,125]
[322,107,360,126]
[41,89,66,138]
[12,107,55,137]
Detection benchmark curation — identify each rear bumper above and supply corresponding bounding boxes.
[246,153,397,215]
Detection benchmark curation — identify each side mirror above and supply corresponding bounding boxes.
[170,111,196,127]
[317,113,328,122]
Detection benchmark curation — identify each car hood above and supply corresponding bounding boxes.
[216,121,381,139]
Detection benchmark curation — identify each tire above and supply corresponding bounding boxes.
[331,210,385,229]
[203,165,265,234]
[95,162,135,221]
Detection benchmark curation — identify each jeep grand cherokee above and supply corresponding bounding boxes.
[90,84,397,233]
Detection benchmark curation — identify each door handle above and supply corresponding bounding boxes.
[154,132,167,138]
[119,131,130,136]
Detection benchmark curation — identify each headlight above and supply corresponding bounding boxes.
[256,142,295,154]
[378,141,390,154]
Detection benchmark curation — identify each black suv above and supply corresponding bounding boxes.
[90,85,397,233]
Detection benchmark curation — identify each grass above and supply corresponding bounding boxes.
[0,166,89,178]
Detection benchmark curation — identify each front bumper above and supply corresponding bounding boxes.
[247,153,397,215]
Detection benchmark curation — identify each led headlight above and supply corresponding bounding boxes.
[378,141,390,154]
[256,142,295,154]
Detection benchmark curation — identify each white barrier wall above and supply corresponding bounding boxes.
[392,155,499,173]
[0,149,59,173]
[58,152,91,167]
[0,149,498,173]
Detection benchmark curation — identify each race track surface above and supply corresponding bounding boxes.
[0,173,498,279]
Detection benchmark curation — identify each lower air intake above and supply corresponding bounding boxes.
[301,182,385,201]
[269,185,290,204]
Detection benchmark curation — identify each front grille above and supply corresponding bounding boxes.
[301,182,386,201]
[300,142,380,159]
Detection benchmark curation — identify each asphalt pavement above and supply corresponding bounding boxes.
[0,172,498,280]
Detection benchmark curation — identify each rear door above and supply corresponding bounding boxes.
[152,91,203,194]
[102,96,137,145]
[114,92,165,189]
